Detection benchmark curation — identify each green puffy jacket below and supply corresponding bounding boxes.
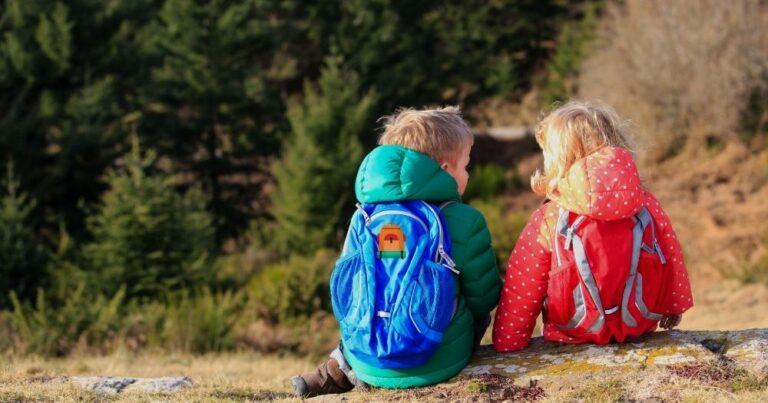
[342,145,501,388]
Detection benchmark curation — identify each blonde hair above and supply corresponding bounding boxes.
[378,106,473,164]
[531,100,636,197]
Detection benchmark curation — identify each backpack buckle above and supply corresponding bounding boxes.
[564,228,575,250]
[563,216,585,250]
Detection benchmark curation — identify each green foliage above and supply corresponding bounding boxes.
[245,249,336,324]
[8,284,244,356]
[271,59,375,255]
[464,164,509,201]
[0,0,153,237]
[34,2,73,73]
[137,288,243,353]
[0,1,580,358]
[1,0,565,242]
[83,139,215,300]
[0,164,48,308]
[473,200,529,272]
[9,285,125,356]
[138,0,312,240]
[541,1,603,105]
[313,1,566,124]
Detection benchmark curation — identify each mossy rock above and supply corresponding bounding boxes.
[312,329,768,401]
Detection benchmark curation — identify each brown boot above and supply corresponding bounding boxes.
[291,358,355,397]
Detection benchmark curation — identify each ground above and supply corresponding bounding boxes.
[3,329,767,402]
[0,351,308,402]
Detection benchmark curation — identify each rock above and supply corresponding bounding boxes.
[69,376,193,394]
[461,329,768,381]
[309,330,768,401]
[723,328,768,374]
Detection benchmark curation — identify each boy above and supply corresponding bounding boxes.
[292,106,501,396]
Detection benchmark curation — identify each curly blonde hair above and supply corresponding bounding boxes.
[531,101,636,197]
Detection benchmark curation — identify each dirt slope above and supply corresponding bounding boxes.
[648,145,768,330]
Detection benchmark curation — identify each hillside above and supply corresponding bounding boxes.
[650,145,768,330]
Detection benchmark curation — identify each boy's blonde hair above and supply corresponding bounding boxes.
[532,100,636,197]
[378,106,473,164]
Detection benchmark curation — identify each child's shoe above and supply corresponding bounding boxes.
[290,358,354,397]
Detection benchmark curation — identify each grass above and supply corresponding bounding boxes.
[568,378,625,402]
[0,351,311,402]
[719,255,768,286]
[0,351,767,402]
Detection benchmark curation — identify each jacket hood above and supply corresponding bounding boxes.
[552,147,645,220]
[355,145,461,204]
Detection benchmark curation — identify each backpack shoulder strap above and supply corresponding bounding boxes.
[355,202,371,225]
[553,207,606,333]
[621,206,665,327]
[633,207,666,264]
[557,208,587,251]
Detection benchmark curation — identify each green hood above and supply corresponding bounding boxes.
[355,145,460,203]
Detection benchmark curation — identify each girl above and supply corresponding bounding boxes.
[493,101,693,352]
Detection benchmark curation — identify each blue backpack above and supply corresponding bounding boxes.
[330,200,459,369]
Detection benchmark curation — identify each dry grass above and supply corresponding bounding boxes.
[579,0,768,160]
[2,350,766,402]
[536,366,768,403]
[0,351,313,402]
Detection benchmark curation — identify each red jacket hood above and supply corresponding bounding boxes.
[551,147,644,221]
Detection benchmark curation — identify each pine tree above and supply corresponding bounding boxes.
[541,1,604,105]
[307,0,566,137]
[84,138,215,300]
[0,0,161,237]
[271,59,376,255]
[0,163,49,308]
[139,0,312,240]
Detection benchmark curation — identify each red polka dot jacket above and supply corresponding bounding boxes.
[492,147,693,352]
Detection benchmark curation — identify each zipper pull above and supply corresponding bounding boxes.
[442,263,460,275]
[438,246,458,273]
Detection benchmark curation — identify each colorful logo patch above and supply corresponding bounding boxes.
[377,224,406,258]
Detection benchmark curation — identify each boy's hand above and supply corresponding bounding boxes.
[660,314,682,329]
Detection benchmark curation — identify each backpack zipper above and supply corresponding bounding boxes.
[368,210,429,233]
[422,202,459,273]
[364,203,458,273]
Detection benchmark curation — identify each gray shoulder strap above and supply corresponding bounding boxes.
[621,206,664,327]
[553,208,606,333]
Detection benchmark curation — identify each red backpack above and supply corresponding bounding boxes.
[544,206,670,343]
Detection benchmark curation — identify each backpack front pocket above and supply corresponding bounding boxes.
[382,259,455,366]
[404,260,456,341]
[330,251,371,332]
[545,262,582,328]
